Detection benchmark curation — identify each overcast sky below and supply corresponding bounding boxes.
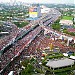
[0,0,75,4]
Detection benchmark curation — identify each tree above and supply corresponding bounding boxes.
[21,63,34,75]
[52,24,61,31]
[21,59,29,67]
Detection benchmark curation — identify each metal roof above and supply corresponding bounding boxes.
[46,58,74,68]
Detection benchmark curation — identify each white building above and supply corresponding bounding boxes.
[59,20,73,26]
[41,5,50,13]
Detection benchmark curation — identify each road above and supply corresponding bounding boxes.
[0,8,61,75]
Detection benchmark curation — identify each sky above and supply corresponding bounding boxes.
[0,0,75,4]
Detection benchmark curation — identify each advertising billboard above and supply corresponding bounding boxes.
[29,12,37,15]
[29,7,37,12]
[29,5,41,18]
[29,7,38,18]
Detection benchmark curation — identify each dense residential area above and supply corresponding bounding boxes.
[0,1,75,75]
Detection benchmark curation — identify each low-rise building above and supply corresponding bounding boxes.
[41,5,50,14]
[46,58,74,74]
[67,28,75,33]
[59,20,73,26]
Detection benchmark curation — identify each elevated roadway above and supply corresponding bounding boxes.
[0,8,61,75]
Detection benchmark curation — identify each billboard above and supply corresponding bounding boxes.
[29,7,37,12]
[29,6,41,18]
[29,12,38,18]
[29,12,37,15]
[29,7,38,18]
[29,14,37,18]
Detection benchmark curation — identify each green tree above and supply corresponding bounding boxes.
[21,59,29,67]
[21,63,34,75]
[52,24,61,31]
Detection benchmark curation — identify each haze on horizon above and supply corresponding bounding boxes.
[0,0,75,4]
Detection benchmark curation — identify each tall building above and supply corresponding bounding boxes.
[29,4,41,18]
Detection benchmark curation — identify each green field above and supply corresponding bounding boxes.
[62,16,73,20]
[14,21,29,28]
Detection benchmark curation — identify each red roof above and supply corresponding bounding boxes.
[67,28,75,33]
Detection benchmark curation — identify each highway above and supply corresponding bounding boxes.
[0,8,61,75]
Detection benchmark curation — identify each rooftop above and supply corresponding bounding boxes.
[59,20,73,25]
[46,58,74,69]
[67,28,75,33]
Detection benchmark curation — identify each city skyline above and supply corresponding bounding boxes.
[0,0,75,4]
